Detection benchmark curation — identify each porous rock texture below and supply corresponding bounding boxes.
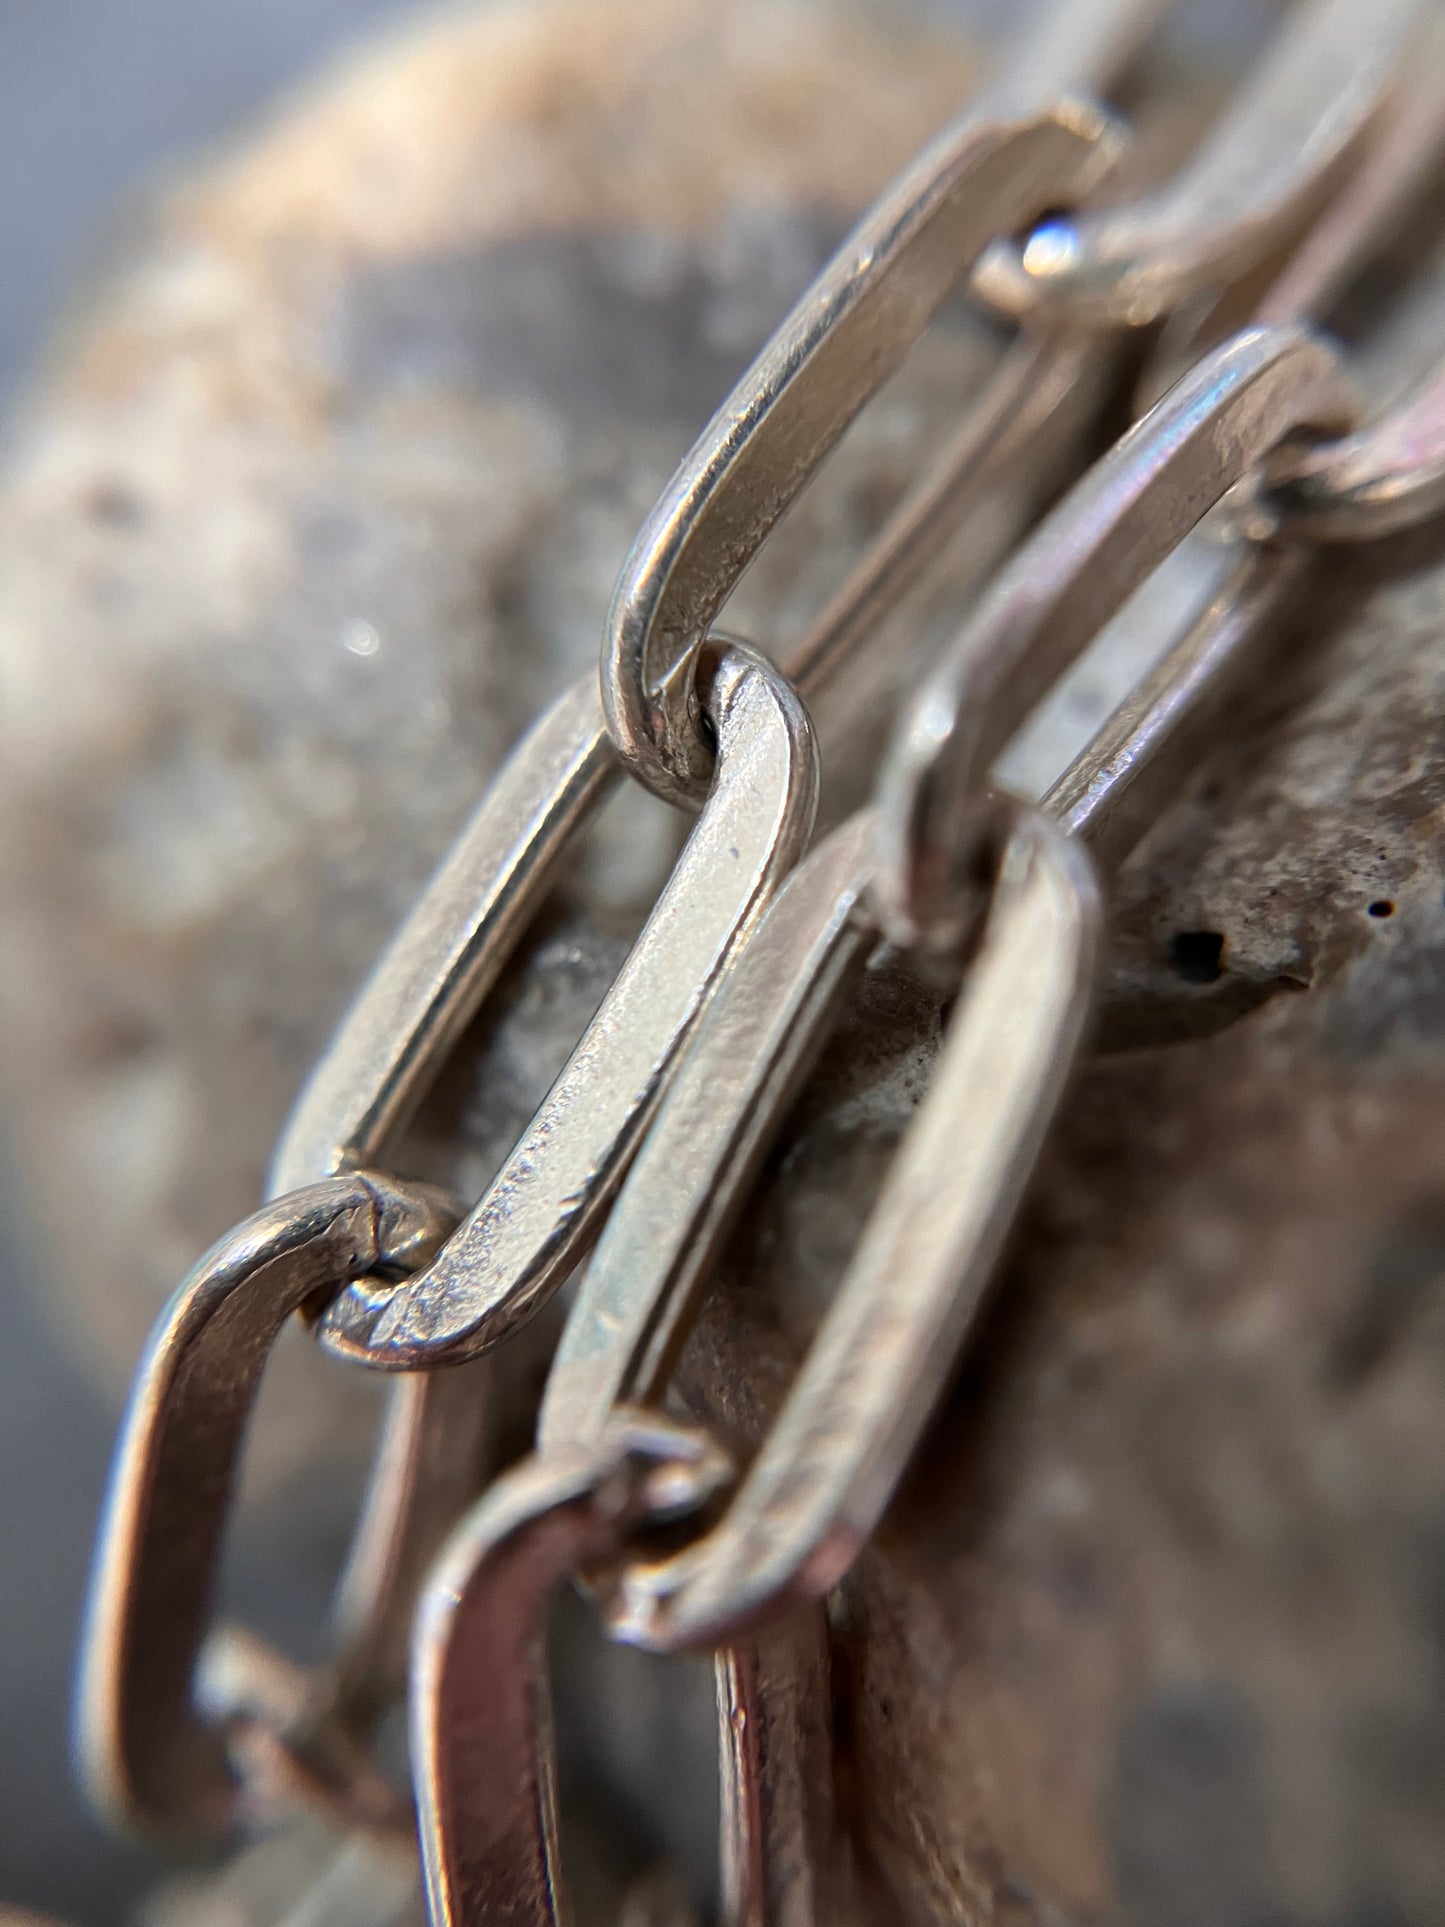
[2,1,1444,1923]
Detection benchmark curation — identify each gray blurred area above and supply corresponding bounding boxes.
[0,6,424,1916]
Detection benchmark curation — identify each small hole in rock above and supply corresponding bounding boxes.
[1368,899,1395,919]
[1170,930,1225,984]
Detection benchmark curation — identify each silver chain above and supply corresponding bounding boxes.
[73,2,1445,1922]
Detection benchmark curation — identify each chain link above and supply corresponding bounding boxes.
[72,3,1445,1923]
[76,1172,456,1843]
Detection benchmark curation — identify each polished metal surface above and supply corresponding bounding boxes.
[269,675,617,1201]
[599,104,1117,808]
[538,809,878,1459]
[716,1617,854,1927]
[784,0,1173,707]
[976,0,1425,329]
[543,554,1312,1514]
[411,1414,729,1927]
[874,324,1355,954]
[1044,545,1309,873]
[70,7,1445,1920]
[318,644,817,1369]
[75,1172,455,1843]
[541,548,1305,1459]
[323,1357,493,1726]
[601,807,1098,1650]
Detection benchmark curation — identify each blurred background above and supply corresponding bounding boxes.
[1,8,427,1916]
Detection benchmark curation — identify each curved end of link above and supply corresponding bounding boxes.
[599,586,718,813]
[602,809,1102,1657]
[871,322,1356,954]
[971,96,1129,324]
[74,1171,459,1847]
[1265,358,1445,543]
[411,1412,729,1926]
[318,642,818,1376]
[977,0,1423,330]
[867,690,1007,960]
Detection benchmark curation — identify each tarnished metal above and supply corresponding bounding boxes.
[716,1617,854,1927]
[784,0,1171,705]
[317,643,817,1370]
[411,1413,730,1927]
[542,553,1312,1496]
[542,327,1357,1835]
[75,1172,455,1844]
[539,810,879,1462]
[307,1356,493,1735]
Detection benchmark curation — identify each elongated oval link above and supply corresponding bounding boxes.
[545,519,1307,1659]
[316,644,817,1370]
[874,323,1355,953]
[411,1414,728,1927]
[1267,353,1445,542]
[1042,543,1309,872]
[538,809,878,1459]
[596,806,1099,1652]
[787,0,1171,717]
[264,680,620,1733]
[975,0,1426,330]
[274,0,1164,1223]
[543,546,1305,1487]
[600,102,1118,808]
[269,676,616,1200]
[75,1172,455,1843]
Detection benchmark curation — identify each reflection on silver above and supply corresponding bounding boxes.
[318,644,817,1368]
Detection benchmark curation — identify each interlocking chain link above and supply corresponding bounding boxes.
[599,101,1117,808]
[78,1172,456,1843]
[315,642,817,1367]
[874,324,1355,951]
[73,3,1445,1924]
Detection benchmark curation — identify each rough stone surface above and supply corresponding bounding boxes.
[682,530,1445,1925]
[3,1,1444,1923]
